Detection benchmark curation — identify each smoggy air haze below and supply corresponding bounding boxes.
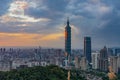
[0,0,120,49]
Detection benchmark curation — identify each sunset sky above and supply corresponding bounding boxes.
[0,0,120,49]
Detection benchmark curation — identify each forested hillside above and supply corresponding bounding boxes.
[0,65,85,80]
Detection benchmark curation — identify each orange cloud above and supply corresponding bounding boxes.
[0,32,64,47]
[41,33,64,41]
[0,33,40,46]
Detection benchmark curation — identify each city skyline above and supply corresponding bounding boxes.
[0,0,120,49]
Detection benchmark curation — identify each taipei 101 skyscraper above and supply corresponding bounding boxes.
[65,18,71,80]
[65,18,71,64]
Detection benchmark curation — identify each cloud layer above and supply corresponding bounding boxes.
[0,0,120,48]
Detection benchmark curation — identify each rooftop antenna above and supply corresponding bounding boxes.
[67,17,70,25]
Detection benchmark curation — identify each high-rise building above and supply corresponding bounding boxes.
[65,18,71,59]
[84,37,91,63]
[108,48,120,56]
[109,56,118,74]
[74,56,80,69]
[98,46,108,72]
[117,56,120,74]
[80,57,87,70]
[92,52,99,69]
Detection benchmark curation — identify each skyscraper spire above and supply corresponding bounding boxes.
[67,17,69,26]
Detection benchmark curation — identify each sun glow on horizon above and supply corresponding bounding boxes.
[0,32,64,47]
